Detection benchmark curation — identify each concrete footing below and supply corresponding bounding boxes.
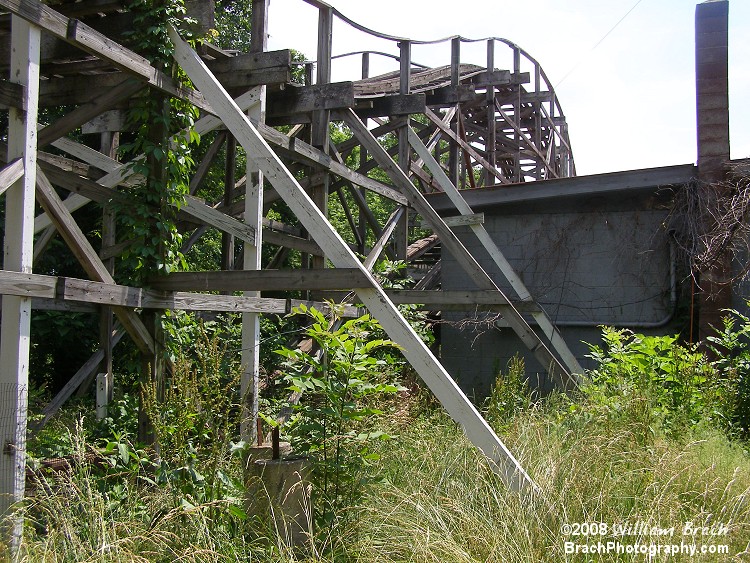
[245,443,311,547]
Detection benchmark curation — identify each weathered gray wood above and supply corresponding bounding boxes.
[81,110,129,135]
[415,212,484,228]
[343,93,426,120]
[424,107,510,185]
[34,167,155,356]
[38,79,143,147]
[0,79,25,110]
[170,28,538,494]
[183,194,256,245]
[346,109,571,385]
[0,17,39,541]
[364,207,402,270]
[263,227,323,256]
[256,121,407,204]
[269,82,354,118]
[0,269,359,316]
[408,127,581,381]
[149,268,371,292]
[0,0,212,112]
[0,158,24,196]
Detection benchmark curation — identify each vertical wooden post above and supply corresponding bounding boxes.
[311,5,332,270]
[512,47,521,183]
[0,15,40,548]
[696,0,730,340]
[534,62,542,180]
[448,37,460,188]
[357,53,370,254]
[484,39,496,187]
[222,135,237,271]
[394,41,411,260]
[240,0,269,445]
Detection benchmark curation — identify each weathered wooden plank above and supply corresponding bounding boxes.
[262,227,323,256]
[344,93,426,119]
[170,28,537,493]
[256,121,408,204]
[0,158,24,197]
[148,268,370,292]
[268,82,354,118]
[0,0,212,112]
[38,78,143,147]
[0,17,39,538]
[363,207,402,270]
[183,195,256,245]
[0,269,359,316]
[415,213,484,228]
[0,79,25,110]
[34,168,155,355]
[424,84,475,106]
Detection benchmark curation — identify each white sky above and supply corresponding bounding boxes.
[266,0,749,176]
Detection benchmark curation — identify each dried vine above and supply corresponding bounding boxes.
[664,161,750,284]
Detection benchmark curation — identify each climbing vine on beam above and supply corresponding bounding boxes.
[116,0,202,281]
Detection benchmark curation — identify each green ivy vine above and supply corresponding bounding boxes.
[116,0,202,282]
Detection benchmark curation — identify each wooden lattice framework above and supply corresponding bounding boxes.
[0,0,583,540]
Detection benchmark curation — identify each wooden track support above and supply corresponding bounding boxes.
[169,27,538,493]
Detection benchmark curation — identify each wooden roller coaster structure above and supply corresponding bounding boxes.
[0,0,582,535]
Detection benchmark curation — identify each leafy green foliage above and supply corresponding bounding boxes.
[275,305,403,535]
[115,0,201,281]
[142,327,244,519]
[707,307,750,438]
[581,328,719,435]
[484,355,532,431]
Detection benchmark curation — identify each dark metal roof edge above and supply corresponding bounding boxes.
[426,163,697,213]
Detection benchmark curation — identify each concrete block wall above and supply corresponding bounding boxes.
[441,207,678,398]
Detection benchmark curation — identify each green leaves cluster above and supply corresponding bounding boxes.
[274,305,404,533]
[116,0,201,280]
[582,328,717,435]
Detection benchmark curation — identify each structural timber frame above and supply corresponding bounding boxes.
[0,0,583,534]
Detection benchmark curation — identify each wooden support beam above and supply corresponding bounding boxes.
[0,79,25,110]
[34,167,155,356]
[0,0,213,112]
[148,268,371,292]
[256,120,408,204]
[415,213,484,228]
[407,127,581,381]
[268,81,354,118]
[424,107,510,185]
[32,326,125,432]
[37,78,143,147]
[169,28,538,493]
[0,158,24,197]
[0,269,359,316]
[364,207,402,270]
[346,109,572,386]
[0,17,39,540]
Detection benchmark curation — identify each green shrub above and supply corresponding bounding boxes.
[484,355,532,431]
[582,327,719,435]
[707,307,750,438]
[275,305,403,537]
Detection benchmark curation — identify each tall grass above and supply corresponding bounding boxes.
[14,401,750,561]
[356,407,750,562]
